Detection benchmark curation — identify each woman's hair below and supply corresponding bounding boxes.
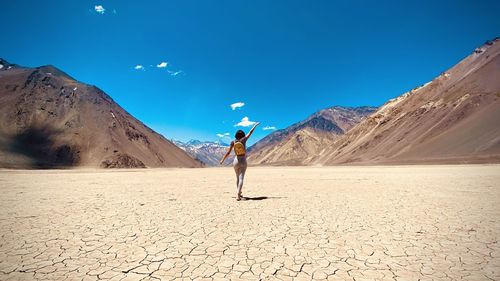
[235,130,245,140]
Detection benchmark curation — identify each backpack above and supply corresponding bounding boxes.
[234,141,246,156]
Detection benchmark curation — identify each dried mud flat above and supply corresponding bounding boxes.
[0,165,499,281]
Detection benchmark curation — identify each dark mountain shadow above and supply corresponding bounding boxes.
[7,126,80,168]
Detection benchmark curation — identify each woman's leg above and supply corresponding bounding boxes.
[233,158,241,199]
[236,161,247,197]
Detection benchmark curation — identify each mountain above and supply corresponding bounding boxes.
[247,106,377,165]
[173,140,230,166]
[0,59,202,168]
[316,38,500,165]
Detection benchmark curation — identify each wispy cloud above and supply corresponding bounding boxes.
[157,62,168,68]
[263,126,277,130]
[95,5,105,14]
[230,102,245,110]
[235,117,256,127]
[216,133,230,138]
[167,70,183,76]
[133,62,182,75]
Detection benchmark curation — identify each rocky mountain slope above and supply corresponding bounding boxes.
[247,106,377,165]
[0,59,202,168]
[316,38,500,165]
[173,140,230,166]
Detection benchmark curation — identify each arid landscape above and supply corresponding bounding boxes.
[1,2,500,281]
[1,166,499,281]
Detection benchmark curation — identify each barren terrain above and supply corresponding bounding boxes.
[0,166,499,280]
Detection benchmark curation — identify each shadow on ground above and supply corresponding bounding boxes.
[241,196,285,201]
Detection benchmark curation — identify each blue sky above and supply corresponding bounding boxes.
[1,1,499,145]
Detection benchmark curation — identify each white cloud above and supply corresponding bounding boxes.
[157,62,168,68]
[95,5,105,14]
[167,70,183,76]
[134,65,145,70]
[235,117,256,127]
[216,133,230,138]
[230,102,245,110]
[263,126,276,130]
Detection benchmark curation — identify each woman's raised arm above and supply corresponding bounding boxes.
[245,122,260,140]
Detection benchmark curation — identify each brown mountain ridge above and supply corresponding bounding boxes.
[314,38,500,165]
[0,59,202,168]
[247,106,377,165]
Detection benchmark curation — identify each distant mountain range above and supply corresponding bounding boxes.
[173,140,230,166]
[1,38,498,168]
[0,59,202,168]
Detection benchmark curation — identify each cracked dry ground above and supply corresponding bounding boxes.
[0,166,499,281]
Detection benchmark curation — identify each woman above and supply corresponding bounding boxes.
[220,122,260,201]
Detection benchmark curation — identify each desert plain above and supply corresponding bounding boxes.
[0,165,499,281]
